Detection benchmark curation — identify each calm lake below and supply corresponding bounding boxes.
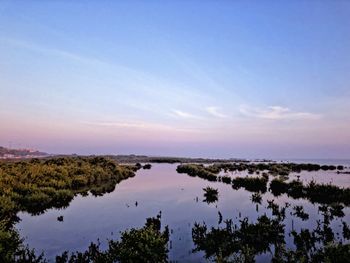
[16,162,350,262]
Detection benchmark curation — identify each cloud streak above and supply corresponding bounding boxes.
[205,106,228,118]
[239,105,321,121]
[81,120,201,133]
[171,109,202,120]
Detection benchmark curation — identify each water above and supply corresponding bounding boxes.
[16,163,350,262]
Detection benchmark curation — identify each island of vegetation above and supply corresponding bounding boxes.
[0,156,140,262]
[176,162,350,206]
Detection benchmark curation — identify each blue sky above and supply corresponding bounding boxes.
[1,1,350,158]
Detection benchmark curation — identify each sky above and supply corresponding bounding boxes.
[1,1,350,159]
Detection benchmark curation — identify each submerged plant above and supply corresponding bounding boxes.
[143,164,152,169]
[292,206,309,221]
[329,203,345,218]
[267,200,286,221]
[192,215,285,262]
[343,222,350,240]
[203,186,219,204]
[251,193,262,204]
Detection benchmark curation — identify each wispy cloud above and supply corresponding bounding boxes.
[0,37,216,117]
[205,106,228,118]
[171,109,202,120]
[239,105,321,120]
[83,121,152,129]
[81,120,201,133]
[0,37,101,65]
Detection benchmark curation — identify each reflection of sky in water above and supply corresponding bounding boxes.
[16,164,350,262]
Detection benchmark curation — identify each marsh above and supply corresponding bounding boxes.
[1,159,347,262]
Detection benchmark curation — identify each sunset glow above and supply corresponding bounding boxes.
[1,1,350,158]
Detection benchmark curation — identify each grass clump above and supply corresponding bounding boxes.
[292,206,309,221]
[270,178,350,206]
[177,164,218,182]
[232,176,268,193]
[203,186,219,204]
[251,193,262,204]
[143,163,152,169]
[221,176,232,184]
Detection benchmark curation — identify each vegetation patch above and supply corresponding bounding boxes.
[192,200,350,262]
[143,163,152,169]
[192,215,285,262]
[292,205,309,221]
[232,176,268,193]
[203,186,219,204]
[0,157,137,217]
[1,214,169,263]
[251,193,262,204]
[177,164,218,181]
[183,162,344,178]
[56,214,169,263]
[270,178,350,206]
[0,156,138,262]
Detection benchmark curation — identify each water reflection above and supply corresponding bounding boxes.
[16,163,350,262]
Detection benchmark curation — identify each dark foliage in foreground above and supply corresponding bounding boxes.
[192,201,350,263]
[192,215,285,262]
[293,205,309,221]
[0,220,47,263]
[0,214,169,263]
[56,214,169,263]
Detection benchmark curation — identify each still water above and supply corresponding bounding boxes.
[16,163,350,262]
